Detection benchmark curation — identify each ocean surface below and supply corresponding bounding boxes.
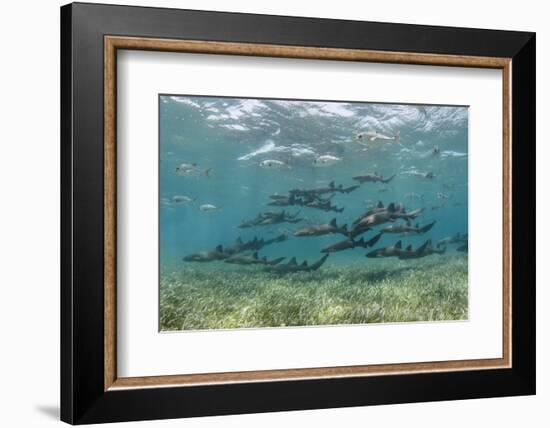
[158,95,469,330]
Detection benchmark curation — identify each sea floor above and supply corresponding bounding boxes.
[159,255,468,331]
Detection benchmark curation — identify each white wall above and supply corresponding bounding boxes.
[0,0,545,427]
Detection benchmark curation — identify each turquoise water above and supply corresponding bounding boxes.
[159,95,468,267]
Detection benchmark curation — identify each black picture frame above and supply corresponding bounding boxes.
[61,2,535,424]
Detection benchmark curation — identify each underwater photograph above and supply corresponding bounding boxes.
[159,95,469,331]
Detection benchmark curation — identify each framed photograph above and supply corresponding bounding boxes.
[61,2,535,424]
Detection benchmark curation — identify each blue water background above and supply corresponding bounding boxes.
[159,96,468,266]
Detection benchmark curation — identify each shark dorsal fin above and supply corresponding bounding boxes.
[288,257,297,266]
[418,240,431,252]
[388,203,396,212]
[330,218,337,227]
[394,240,402,249]
[215,245,223,252]
[406,244,412,251]
[377,201,384,208]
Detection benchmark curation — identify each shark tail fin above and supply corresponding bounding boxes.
[383,174,396,184]
[366,232,383,247]
[329,218,337,227]
[329,181,335,188]
[301,261,308,267]
[420,220,436,233]
[377,201,384,208]
[310,254,329,271]
[204,168,212,177]
[388,202,396,212]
